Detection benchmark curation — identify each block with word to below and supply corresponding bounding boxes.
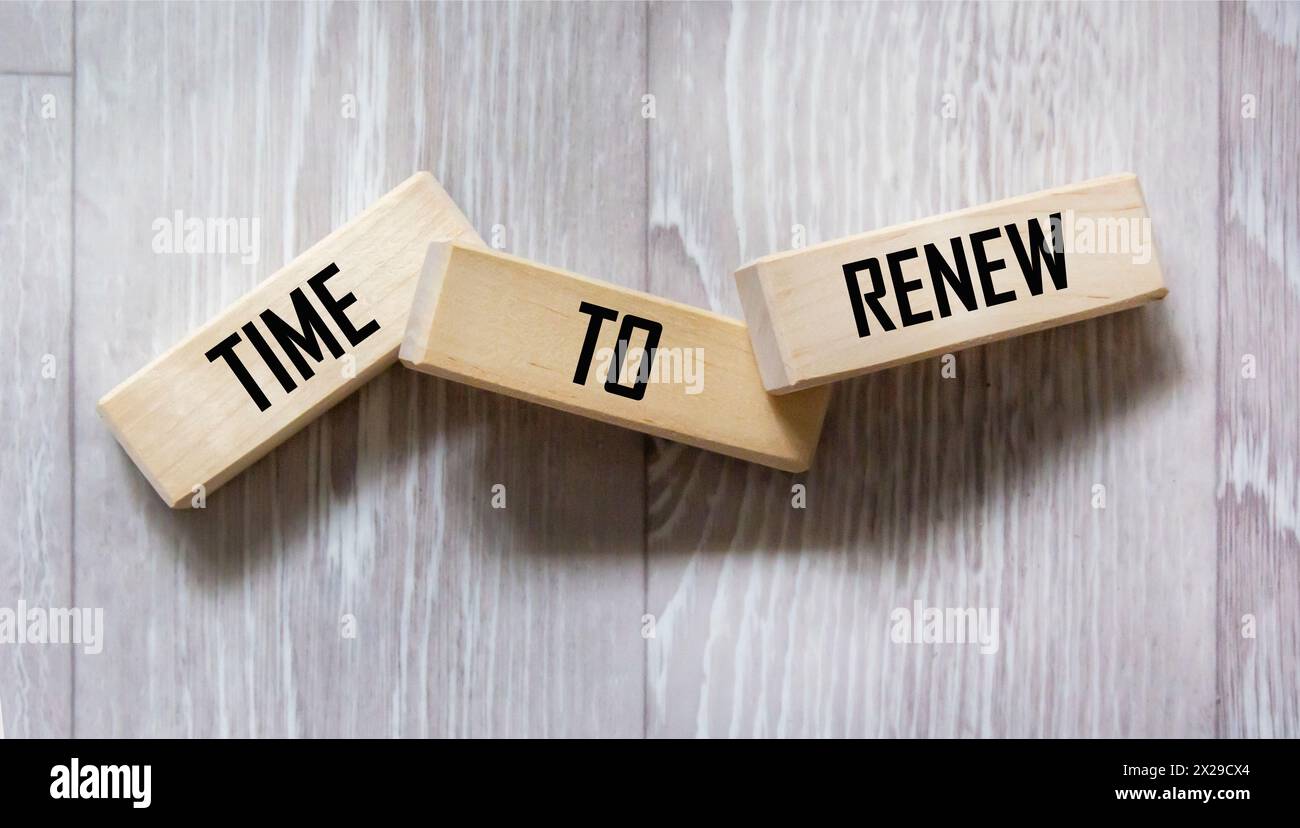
[399,243,832,471]
[98,172,482,507]
[735,173,1168,393]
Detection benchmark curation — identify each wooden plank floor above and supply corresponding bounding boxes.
[645,0,1221,738]
[0,0,1294,738]
[0,68,72,739]
[1218,1,1300,738]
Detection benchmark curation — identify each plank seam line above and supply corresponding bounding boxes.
[67,0,78,741]
[641,0,651,743]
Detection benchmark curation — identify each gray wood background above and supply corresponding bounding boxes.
[0,0,1294,738]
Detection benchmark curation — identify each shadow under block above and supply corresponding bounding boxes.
[399,243,832,472]
[97,172,482,508]
[735,173,1169,393]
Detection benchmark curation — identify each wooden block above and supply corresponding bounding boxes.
[399,243,832,472]
[98,172,482,508]
[735,173,1168,393]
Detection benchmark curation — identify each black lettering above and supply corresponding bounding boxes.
[260,287,345,382]
[886,247,932,327]
[573,301,619,384]
[924,237,978,318]
[604,315,662,401]
[842,257,896,337]
[307,263,380,347]
[241,321,297,395]
[1006,213,1068,295]
[970,227,1016,307]
[205,331,271,412]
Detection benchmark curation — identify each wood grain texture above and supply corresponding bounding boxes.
[0,0,1289,739]
[400,242,830,471]
[735,173,1168,392]
[645,1,1219,737]
[97,172,480,507]
[0,1,72,74]
[73,1,646,737]
[0,75,73,737]
[1217,1,1300,738]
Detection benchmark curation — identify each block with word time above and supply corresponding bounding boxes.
[735,174,1168,393]
[399,243,832,471]
[98,172,482,507]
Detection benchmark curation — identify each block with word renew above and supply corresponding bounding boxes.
[399,243,832,471]
[734,174,1168,393]
[98,172,482,507]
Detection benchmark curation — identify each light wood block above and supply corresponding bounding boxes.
[399,243,832,472]
[97,172,481,508]
[735,173,1168,393]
